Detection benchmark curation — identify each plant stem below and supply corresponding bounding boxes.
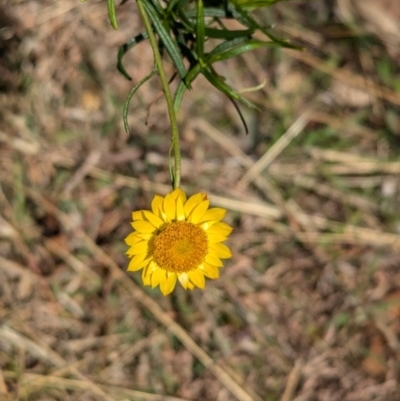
[137,0,181,189]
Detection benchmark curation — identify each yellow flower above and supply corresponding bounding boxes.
[125,188,233,295]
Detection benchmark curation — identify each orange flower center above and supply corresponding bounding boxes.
[153,221,208,273]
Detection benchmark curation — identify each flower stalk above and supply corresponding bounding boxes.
[137,0,181,190]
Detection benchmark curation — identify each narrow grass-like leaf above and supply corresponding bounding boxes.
[166,0,183,14]
[185,6,241,19]
[207,39,281,64]
[202,67,256,108]
[173,81,187,112]
[171,11,255,40]
[207,37,249,59]
[234,0,286,7]
[174,63,202,111]
[186,7,227,19]
[228,2,295,46]
[204,27,254,39]
[148,0,165,15]
[175,9,197,33]
[107,0,118,30]
[123,68,157,133]
[142,1,187,80]
[229,97,249,134]
[196,0,205,60]
[188,2,290,46]
[117,32,149,80]
[112,0,295,133]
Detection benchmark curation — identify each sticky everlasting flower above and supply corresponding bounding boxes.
[125,189,233,295]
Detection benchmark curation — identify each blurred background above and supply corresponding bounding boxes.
[1,0,400,400]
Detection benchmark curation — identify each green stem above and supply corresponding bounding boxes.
[137,0,181,189]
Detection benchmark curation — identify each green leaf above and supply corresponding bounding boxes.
[107,0,118,30]
[233,0,288,7]
[228,2,295,46]
[188,2,291,47]
[202,66,256,109]
[207,37,249,59]
[230,97,249,134]
[173,81,187,112]
[204,27,254,39]
[174,63,202,111]
[185,6,236,19]
[207,39,282,64]
[142,1,187,80]
[196,0,205,61]
[123,68,157,133]
[166,0,183,14]
[117,32,149,80]
[148,0,165,15]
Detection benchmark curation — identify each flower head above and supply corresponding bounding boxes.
[125,189,232,295]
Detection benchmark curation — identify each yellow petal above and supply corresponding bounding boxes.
[128,240,148,255]
[151,268,166,288]
[209,243,232,259]
[142,262,152,277]
[176,196,185,221]
[125,232,143,246]
[163,193,176,221]
[189,200,210,224]
[132,210,144,221]
[151,195,164,216]
[131,221,157,234]
[126,247,138,257]
[128,253,148,271]
[188,270,205,289]
[198,208,226,223]
[187,282,195,290]
[184,193,204,217]
[206,222,233,236]
[205,253,223,267]
[200,220,218,231]
[136,233,153,240]
[142,261,158,282]
[178,272,189,289]
[171,188,187,203]
[207,233,228,243]
[160,273,177,296]
[201,263,220,279]
[143,210,164,229]
[148,260,158,272]
[142,265,152,286]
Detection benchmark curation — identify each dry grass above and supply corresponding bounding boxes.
[1,0,400,400]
